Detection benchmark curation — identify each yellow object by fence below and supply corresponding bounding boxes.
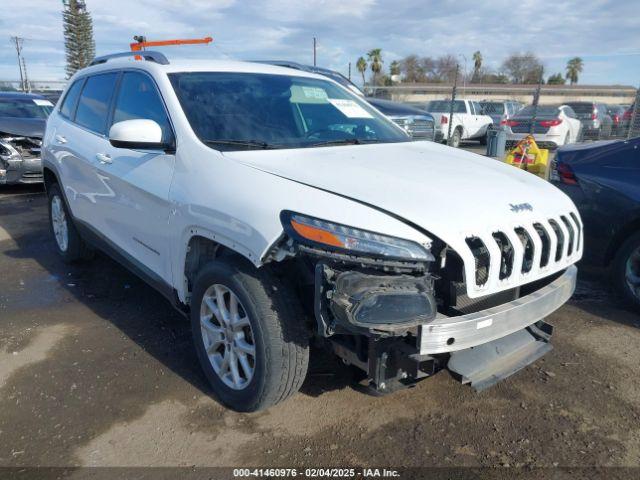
[504,135,550,179]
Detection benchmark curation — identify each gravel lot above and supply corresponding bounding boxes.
[1,180,639,476]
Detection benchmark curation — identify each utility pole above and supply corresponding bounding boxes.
[529,67,544,135]
[447,63,460,147]
[313,37,317,66]
[21,57,30,92]
[10,36,26,92]
[458,53,467,96]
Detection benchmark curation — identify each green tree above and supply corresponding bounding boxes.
[389,60,400,76]
[356,56,367,86]
[547,72,566,85]
[501,52,544,84]
[63,0,96,78]
[367,48,383,85]
[565,57,583,85]
[471,50,482,82]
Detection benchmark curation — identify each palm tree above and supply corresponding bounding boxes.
[472,50,482,82]
[565,57,584,85]
[356,56,367,86]
[367,49,383,85]
[471,50,482,82]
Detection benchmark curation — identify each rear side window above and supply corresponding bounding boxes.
[75,73,118,134]
[112,72,173,143]
[59,79,84,119]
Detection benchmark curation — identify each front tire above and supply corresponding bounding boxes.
[612,232,640,310]
[191,258,309,412]
[47,183,91,263]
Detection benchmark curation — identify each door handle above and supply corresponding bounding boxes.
[96,153,112,164]
[55,134,67,144]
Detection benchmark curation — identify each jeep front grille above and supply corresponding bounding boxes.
[462,212,582,296]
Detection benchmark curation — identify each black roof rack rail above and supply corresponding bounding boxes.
[89,51,169,66]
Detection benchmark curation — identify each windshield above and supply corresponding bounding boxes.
[169,72,409,150]
[517,105,560,117]
[0,97,53,119]
[480,102,505,115]
[426,100,466,113]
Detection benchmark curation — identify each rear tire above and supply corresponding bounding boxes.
[450,128,462,148]
[191,257,309,412]
[611,232,640,310]
[47,183,92,263]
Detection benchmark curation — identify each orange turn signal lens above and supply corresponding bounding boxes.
[291,219,344,248]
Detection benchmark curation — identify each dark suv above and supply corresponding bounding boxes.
[564,101,613,140]
[551,137,640,307]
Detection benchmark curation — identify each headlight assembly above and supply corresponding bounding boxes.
[280,211,433,262]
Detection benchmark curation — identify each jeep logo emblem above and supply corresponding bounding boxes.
[509,203,533,213]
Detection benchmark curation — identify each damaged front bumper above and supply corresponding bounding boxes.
[0,139,43,184]
[0,157,43,184]
[418,265,577,354]
[322,262,576,393]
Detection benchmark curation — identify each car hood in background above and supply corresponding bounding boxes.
[366,97,432,117]
[0,117,46,138]
[224,141,577,242]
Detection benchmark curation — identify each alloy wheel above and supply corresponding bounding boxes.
[625,247,640,302]
[199,284,256,390]
[51,195,69,252]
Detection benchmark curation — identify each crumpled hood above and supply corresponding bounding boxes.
[224,141,577,244]
[0,117,46,138]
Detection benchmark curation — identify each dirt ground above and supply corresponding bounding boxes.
[1,184,639,478]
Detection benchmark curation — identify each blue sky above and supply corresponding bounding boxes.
[1,0,639,85]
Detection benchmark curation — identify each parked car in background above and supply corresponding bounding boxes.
[564,101,612,140]
[425,99,493,147]
[621,102,637,135]
[551,137,640,308]
[0,91,54,185]
[479,100,523,126]
[503,104,582,149]
[607,105,628,136]
[258,60,435,141]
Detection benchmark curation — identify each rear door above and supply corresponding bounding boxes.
[49,73,119,225]
[93,70,176,282]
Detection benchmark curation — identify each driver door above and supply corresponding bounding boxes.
[92,70,176,283]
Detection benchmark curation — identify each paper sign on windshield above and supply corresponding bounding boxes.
[33,99,54,107]
[301,87,328,101]
[328,99,373,119]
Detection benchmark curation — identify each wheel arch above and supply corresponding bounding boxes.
[43,166,60,192]
[179,229,263,305]
[604,217,640,266]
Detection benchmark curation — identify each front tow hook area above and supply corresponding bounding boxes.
[447,321,554,391]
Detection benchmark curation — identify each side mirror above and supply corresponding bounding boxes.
[109,119,170,151]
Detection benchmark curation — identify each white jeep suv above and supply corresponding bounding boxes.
[42,52,582,412]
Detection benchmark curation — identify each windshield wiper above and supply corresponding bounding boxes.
[308,138,373,147]
[203,139,279,150]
